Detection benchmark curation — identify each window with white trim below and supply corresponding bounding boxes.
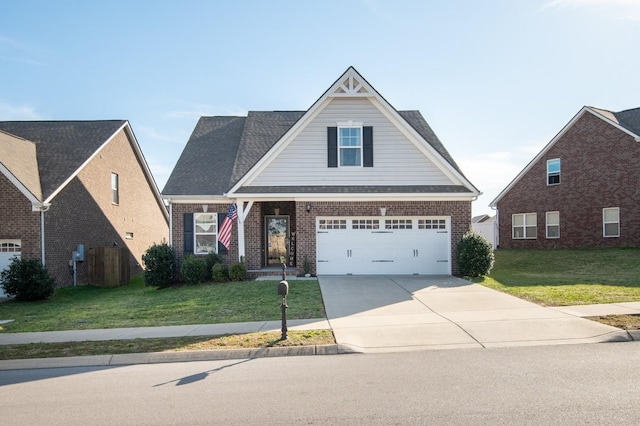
[547,159,560,185]
[546,212,559,239]
[603,207,619,238]
[111,173,119,204]
[319,219,347,230]
[0,239,21,253]
[338,126,362,167]
[194,213,217,254]
[385,219,413,229]
[418,219,446,229]
[512,213,537,239]
[352,219,379,229]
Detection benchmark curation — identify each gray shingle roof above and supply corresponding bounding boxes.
[162,116,246,196]
[0,120,126,200]
[613,107,640,135]
[163,110,469,196]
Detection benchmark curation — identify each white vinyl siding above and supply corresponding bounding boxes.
[603,207,619,238]
[512,213,537,239]
[546,211,560,239]
[247,98,456,187]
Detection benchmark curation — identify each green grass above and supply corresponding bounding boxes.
[473,248,640,306]
[0,276,326,333]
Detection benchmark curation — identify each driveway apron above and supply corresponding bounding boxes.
[318,275,629,353]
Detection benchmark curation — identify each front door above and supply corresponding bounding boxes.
[265,216,289,266]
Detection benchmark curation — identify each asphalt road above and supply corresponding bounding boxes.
[2,342,639,425]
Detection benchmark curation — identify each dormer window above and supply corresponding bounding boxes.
[547,159,560,185]
[339,126,362,167]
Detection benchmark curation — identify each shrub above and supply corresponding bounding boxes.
[180,255,207,285]
[457,231,495,277]
[229,262,247,281]
[211,263,229,283]
[141,243,176,288]
[204,251,223,280]
[0,257,55,301]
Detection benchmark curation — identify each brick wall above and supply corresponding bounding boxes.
[0,173,41,259]
[171,199,471,276]
[45,128,169,286]
[171,203,239,270]
[497,112,640,249]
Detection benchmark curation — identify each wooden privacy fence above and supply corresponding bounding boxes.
[88,247,130,287]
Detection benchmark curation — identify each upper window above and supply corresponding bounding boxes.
[194,213,217,254]
[546,211,560,239]
[338,127,362,167]
[603,207,619,238]
[512,213,537,239]
[547,159,560,185]
[111,173,119,204]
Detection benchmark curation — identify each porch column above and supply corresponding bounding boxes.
[236,200,254,262]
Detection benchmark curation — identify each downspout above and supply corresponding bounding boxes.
[168,201,173,246]
[39,204,50,265]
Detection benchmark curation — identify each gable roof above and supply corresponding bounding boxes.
[490,105,640,207]
[0,130,42,202]
[0,120,127,200]
[164,67,478,198]
[0,121,168,221]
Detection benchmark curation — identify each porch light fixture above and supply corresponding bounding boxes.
[380,206,386,216]
[202,205,208,212]
[305,203,311,212]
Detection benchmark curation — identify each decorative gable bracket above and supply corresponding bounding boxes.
[331,74,372,97]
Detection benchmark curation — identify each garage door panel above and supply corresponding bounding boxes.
[316,217,450,275]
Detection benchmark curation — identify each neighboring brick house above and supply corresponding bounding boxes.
[0,121,169,289]
[163,67,479,276]
[490,106,640,249]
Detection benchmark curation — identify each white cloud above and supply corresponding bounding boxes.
[0,102,45,120]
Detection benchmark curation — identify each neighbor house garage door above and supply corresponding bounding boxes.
[0,240,22,298]
[316,217,450,275]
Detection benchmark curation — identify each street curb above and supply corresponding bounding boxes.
[0,345,341,371]
[627,330,640,341]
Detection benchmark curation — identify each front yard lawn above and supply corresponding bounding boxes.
[473,248,640,306]
[0,276,326,333]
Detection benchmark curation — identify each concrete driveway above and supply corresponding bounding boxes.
[318,275,630,353]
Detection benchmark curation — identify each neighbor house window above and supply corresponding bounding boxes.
[546,211,560,239]
[338,126,362,167]
[512,213,537,239]
[547,159,560,185]
[111,173,119,204]
[194,213,217,254]
[603,207,619,237]
[0,239,21,253]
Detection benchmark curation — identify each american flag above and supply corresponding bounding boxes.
[218,203,237,250]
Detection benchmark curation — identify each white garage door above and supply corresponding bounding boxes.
[0,240,22,298]
[316,217,450,275]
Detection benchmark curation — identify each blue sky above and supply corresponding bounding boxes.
[2,0,639,216]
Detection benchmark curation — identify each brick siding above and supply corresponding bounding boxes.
[0,172,41,259]
[496,112,640,249]
[2,128,169,287]
[173,200,471,276]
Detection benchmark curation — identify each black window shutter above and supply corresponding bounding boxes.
[217,212,228,254]
[183,213,194,255]
[327,127,338,167]
[363,126,373,167]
